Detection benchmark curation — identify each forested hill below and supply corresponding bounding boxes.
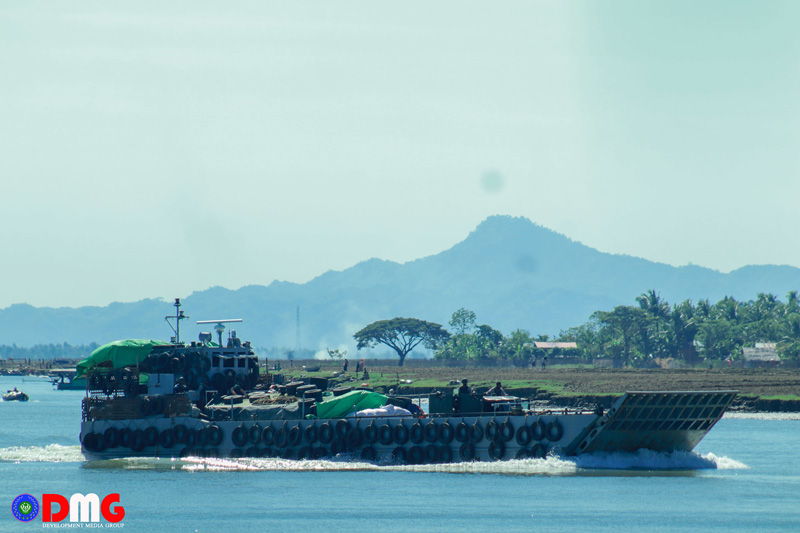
[2,215,799,352]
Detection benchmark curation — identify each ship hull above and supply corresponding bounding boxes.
[80,390,737,463]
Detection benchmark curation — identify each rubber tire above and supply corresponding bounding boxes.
[335,419,350,439]
[500,420,514,442]
[159,429,175,449]
[547,420,564,442]
[249,424,262,444]
[207,425,223,446]
[288,425,303,446]
[516,425,532,446]
[274,428,289,448]
[471,422,484,443]
[410,423,424,444]
[232,425,248,447]
[130,430,145,452]
[424,444,438,463]
[532,419,546,441]
[488,441,505,460]
[319,423,334,444]
[424,421,438,443]
[103,427,119,449]
[393,424,409,445]
[408,446,424,464]
[361,446,377,461]
[173,424,188,444]
[378,425,393,445]
[363,424,378,444]
[304,424,318,444]
[459,442,475,461]
[392,446,408,463]
[455,422,470,443]
[347,427,364,449]
[261,426,275,446]
[438,422,454,444]
[144,427,159,446]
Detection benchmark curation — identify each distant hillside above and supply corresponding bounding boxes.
[2,215,799,356]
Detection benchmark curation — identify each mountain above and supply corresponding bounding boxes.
[2,215,799,354]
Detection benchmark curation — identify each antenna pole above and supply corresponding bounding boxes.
[175,299,181,344]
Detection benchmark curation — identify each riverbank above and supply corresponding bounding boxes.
[278,363,800,412]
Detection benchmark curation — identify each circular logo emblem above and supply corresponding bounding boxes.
[11,494,39,522]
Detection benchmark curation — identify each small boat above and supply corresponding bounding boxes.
[3,390,29,402]
[51,370,87,390]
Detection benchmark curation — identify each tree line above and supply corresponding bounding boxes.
[0,342,100,360]
[561,290,800,365]
[353,291,800,366]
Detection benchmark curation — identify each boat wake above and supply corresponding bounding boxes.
[0,446,747,474]
[0,444,84,463]
[177,450,748,475]
[572,449,748,471]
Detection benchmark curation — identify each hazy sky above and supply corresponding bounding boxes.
[2,1,799,309]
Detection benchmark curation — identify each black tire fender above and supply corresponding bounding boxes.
[319,423,334,444]
[546,419,564,442]
[471,422,484,443]
[207,424,223,446]
[103,427,119,449]
[172,424,188,444]
[410,422,424,444]
[455,421,470,443]
[361,446,376,461]
[378,424,393,445]
[304,424,318,444]
[232,425,248,447]
[159,429,175,449]
[424,421,438,443]
[500,419,514,442]
[249,424,262,444]
[363,423,378,444]
[261,425,275,446]
[393,423,409,445]
[391,446,407,463]
[516,424,532,446]
[459,442,475,461]
[144,426,159,446]
[488,441,505,460]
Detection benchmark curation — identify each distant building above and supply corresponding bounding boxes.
[533,342,578,349]
[742,343,780,368]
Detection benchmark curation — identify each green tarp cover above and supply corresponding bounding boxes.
[315,390,388,419]
[75,339,165,378]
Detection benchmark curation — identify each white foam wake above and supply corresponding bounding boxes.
[179,454,579,475]
[573,449,748,470]
[0,444,85,463]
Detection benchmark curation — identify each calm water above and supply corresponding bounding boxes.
[2,376,799,532]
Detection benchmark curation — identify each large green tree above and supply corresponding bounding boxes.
[354,317,451,366]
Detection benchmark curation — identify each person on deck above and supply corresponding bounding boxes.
[486,381,507,396]
[173,377,187,394]
[457,379,472,395]
[342,359,349,373]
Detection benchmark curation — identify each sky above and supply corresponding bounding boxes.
[2,1,799,309]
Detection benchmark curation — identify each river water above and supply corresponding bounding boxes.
[1,376,799,532]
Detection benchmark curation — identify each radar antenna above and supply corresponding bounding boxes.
[196,318,243,347]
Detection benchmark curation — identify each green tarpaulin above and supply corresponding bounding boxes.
[75,339,165,378]
[314,390,388,419]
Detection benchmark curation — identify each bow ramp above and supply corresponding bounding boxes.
[566,390,738,455]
